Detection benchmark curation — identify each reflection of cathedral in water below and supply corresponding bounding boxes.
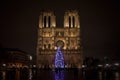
[36,10,83,68]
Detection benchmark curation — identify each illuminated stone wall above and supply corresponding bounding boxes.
[37,10,83,68]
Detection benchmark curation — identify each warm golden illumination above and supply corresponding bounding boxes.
[52,23,56,27]
[54,46,57,50]
[37,10,82,68]
[75,46,78,49]
[63,47,66,50]
[42,47,44,50]
[65,23,69,27]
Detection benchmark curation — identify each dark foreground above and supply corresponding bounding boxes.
[0,68,120,80]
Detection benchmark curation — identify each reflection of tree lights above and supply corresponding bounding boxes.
[54,71,64,80]
[29,69,32,80]
[105,64,109,66]
[75,46,78,49]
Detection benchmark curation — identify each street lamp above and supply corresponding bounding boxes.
[82,65,86,68]
[29,56,32,61]
[2,64,6,67]
[98,64,103,67]
[114,63,119,66]
[29,56,32,68]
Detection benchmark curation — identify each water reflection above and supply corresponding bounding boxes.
[115,72,119,80]
[29,69,32,80]
[15,69,20,80]
[2,71,6,80]
[98,71,102,80]
[54,70,64,80]
[83,69,99,80]
[104,70,114,80]
[0,68,120,80]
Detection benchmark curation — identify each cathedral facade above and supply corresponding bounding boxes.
[36,10,83,68]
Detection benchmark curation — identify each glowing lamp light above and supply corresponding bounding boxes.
[105,63,111,67]
[63,47,66,50]
[114,63,119,66]
[54,46,57,50]
[33,65,36,67]
[3,64,6,67]
[75,46,78,49]
[65,65,67,68]
[98,64,103,67]
[82,65,86,68]
[29,56,32,60]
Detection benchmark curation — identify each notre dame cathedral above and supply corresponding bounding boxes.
[36,10,83,68]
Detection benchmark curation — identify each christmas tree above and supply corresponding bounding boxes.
[54,47,64,68]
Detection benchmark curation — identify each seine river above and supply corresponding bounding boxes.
[0,68,120,80]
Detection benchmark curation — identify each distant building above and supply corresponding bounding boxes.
[0,48,32,68]
[36,10,83,68]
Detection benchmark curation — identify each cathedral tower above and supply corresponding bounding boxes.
[36,10,82,68]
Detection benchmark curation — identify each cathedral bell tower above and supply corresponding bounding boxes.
[36,10,83,68]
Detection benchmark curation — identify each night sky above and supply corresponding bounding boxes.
[0,0,120,59]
